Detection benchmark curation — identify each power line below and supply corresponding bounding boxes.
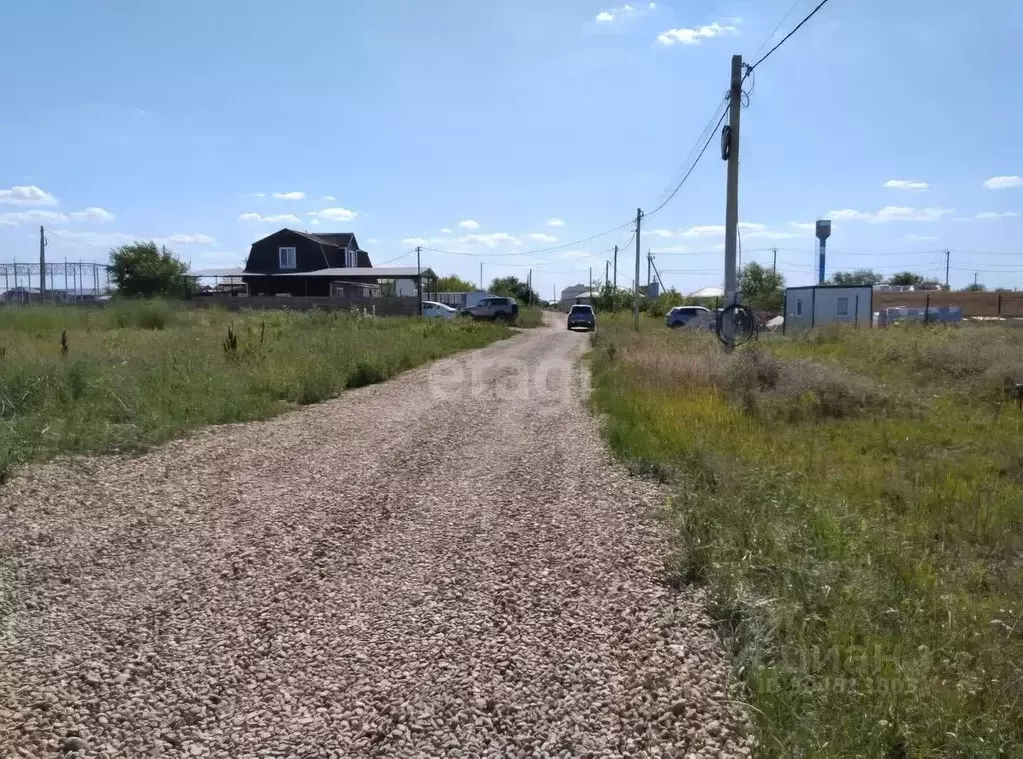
[377,248,417,265]
[746,0,835,73]
[751,0,807,61]
[646,99,730,219]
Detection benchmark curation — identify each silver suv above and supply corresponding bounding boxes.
[665,305,713,329]
[459,296,519,322]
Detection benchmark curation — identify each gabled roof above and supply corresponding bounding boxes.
[307,232,356,248]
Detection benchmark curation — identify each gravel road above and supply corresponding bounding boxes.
[1,317,749,758]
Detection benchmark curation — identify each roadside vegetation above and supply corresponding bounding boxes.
[0,303,510,481]
[590,316,1023,756]
[514,306,544,328]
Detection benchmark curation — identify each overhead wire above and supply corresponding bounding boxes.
[746,0,835,74]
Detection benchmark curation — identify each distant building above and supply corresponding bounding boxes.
[784,284,873,333]
[559,284,588,303]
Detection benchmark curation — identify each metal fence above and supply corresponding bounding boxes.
[0,261,112,302]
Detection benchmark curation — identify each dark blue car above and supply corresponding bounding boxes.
[567,304,595,331]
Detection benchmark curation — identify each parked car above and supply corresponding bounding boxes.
[665,305,713,329]
[567,304,596,331]
[460,296,519,321]
[421,300,458,319]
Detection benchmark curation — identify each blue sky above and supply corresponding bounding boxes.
[2,0,1022,296]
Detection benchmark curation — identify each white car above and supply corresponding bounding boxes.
[421,301,458,319]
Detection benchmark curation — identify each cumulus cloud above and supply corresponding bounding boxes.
[547,218,565,227]
[596,11,614,21]
[164,233,217,246]
[322,195,336,201]
[657,21,737,45]
[43,230,216,249]
[983,176,1023,190]
[460,232,517,248]
[826,206,953,223]
[69,207,115,222]
[525,233,557,242]
[0,184,58,206]
[440,227,453,234]
[402,237,429,246]
[238,212,303,224]
[975,211,1020,219]
[883,179,930,191]
[308,207,358,222]
[272,191,306,200]
[0,207,116,226]
[459,219,480,230]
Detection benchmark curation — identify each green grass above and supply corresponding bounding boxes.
[590,316,1023,757]
[0,303,511,480]
[515,306,545,328]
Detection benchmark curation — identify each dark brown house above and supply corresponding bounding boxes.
[242,229,375,297]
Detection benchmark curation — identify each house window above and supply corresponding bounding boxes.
[796,298,803,316]
[345,248,357,268]
[836,296,849,316]
[279,247,297,270]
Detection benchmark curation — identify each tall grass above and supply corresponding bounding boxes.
[590,317,1023,756]
[0,305,510,480]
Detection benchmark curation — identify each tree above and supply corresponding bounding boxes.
[489,276,540,305]
[887,271,925,287]
[738,262,785,312]
[830,269,885,286]
[109,242,193,298]
[435,274,476,292]
[962,282,987,292]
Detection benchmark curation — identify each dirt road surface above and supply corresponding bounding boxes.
[1,317,749,758]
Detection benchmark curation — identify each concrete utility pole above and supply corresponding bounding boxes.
[605,260,609,298]
[772,247,777,274]
[39,226,47,296]
[589,267,592,303]
[527,269,532,306]
[722,54,743,346]
[416,246,423,315]
[945,249,950,289]
[613,244,619,311]
[479,262,483,291]
[646,250,652,289]
[633,208,643,331]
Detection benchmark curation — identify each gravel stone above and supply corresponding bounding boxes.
[0,316,751,757]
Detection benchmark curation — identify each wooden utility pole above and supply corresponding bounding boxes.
[646,249,652,289]
[772,247,777,274]
[39,226,47,296]
[479,262,483,291]
[605,260,609,300]
[416,246,422,315]
[722,54,743,346]
[945,249,950,289]
[633,208,643,330]
[613,244,619,311]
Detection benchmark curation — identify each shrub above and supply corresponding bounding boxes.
[112,300,177,330]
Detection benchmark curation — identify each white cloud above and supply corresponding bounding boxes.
[825,206,953,223]
[402,237,429,246]
[238,212,303,224]
[525,232,557,242]
[460,232,517,247]
[0,209,69,226]
[596,11,614,21]
[975,211,1020,219]
[562,250,592,260]
[649,1,656,7]
[44,230,216,249]
[308,207,358,222]
[69,207,115,222]
[0,207,117,226]
[657,21,737,45]
[254,192,267,198]
[650,228,676,238]
[322,195,336,201]
[905,234,939,241]
[440,227,453,234]
[459,219,480,230]
[272,191,306,200]
[680,224,726,236]
[0,185,58,206]
[650,245,690,253]
[366,238,380,244]
[883,179,930,191]
[547,218,565,227]
[789,221,817,232]
[984,176,1023,190]
[164,233,217,246]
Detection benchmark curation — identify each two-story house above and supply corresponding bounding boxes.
[242,229,374,297]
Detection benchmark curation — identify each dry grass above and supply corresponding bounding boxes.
[591,316,1023,756]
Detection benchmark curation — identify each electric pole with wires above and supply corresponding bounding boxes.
[39,226,47,296]
[722,54,743,347]
[613,244,618,311]
[633,208,643,331]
